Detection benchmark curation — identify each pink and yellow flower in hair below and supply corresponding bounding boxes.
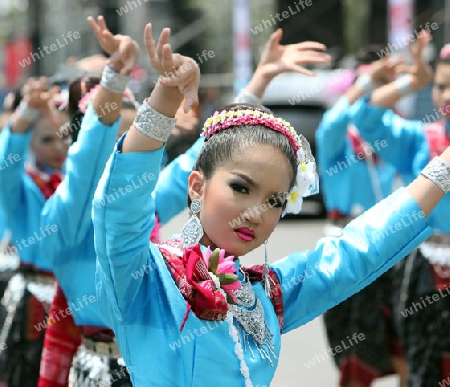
[202,108,319,216]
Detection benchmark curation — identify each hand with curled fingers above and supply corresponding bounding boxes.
[87,15,139,75]
[395,30,433,90]
[369,56,405,85]
[144,24,200,112]
[256,28,331,79]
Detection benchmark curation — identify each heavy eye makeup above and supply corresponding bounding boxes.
[229,181,249,194]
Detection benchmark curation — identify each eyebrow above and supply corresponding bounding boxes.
[230,172,257,188]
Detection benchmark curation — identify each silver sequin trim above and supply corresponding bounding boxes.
[421,156,450,193]
[133,100,177,142]
[100,66,130,94]
[229,281,277,365]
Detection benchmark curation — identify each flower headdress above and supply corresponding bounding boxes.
[77,84,139,113]
[202,107,319,215]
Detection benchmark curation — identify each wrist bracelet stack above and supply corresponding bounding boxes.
[16,100,40,123]
[100,66,130,94]
[132,99,177,142]
[233,89,262,105]
[355,73,377,93]
[395,74,414,96]
[421,156,450,194]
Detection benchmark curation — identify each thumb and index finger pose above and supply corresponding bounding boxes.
[92,21,450,387]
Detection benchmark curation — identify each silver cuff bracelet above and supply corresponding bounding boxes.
[233,89,262,105]
[395,74,414,96]
[133,99,177,142]
[100,66,129,94]
[355,73,376,93]
[421,156,450,194]
[17,101,40,123]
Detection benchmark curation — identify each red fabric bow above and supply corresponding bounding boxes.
[159,239,284,332]
[162,243,229,328]
[26,169,63,200]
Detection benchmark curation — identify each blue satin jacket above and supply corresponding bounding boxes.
[316,96,397,215]
[41,104,205,326]
[350,96,450,234]
[93,132,432,387]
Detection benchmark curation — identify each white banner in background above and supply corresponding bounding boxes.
[233,0,253,94]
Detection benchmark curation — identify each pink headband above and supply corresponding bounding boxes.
[202,109,301,152]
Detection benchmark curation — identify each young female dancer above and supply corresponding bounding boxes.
[349,32,450,386]
[316,53,406,387]
[38,18,329,386]
[92,23,450,387]
[0,77,71,386]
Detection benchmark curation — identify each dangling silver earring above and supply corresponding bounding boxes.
[180,199,204,247]
[263,240,271,297]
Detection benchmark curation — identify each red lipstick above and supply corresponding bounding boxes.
[235,227,255,242]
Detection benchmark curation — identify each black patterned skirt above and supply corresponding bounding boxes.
[0,270,53,387]
[69,340,132,387]
[390,247,450,387]
[323,268,400,387]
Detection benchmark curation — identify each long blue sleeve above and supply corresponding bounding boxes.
[93,135,164,320]
[350,97,429,175]
[272,188,433,333]
[315,96,351,162]
[153,136,204,224]
[0,126,32,218]
[41,104,120,265]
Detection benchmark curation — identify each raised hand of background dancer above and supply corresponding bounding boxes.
[11,77,61,133]
[368,31,433,109]
[144,24,200,113]
[245,28,331,98]
[256,28,331,78]
[396,29,433,90]
[87,15,139,75]
[369,56,404,85]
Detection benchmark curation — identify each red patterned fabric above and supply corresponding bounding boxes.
[158,238,284,332]
[38,284,82,387]
[347,127,380,164]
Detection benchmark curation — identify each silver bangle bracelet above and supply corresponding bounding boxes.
[395,74,414,96]
[421,156,450,194]
[355,74,376,93]
[233,89,262,105]
[16,100,40,123]
[100,66,130,94]
[133,99,177,142]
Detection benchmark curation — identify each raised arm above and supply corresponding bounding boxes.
[0,78,54,215]
[93,23,200,318]
[41,18,139,256]
[275,143,450,331]
[316,57,402,162]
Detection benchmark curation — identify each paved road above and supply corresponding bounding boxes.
[161,212,399,387]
